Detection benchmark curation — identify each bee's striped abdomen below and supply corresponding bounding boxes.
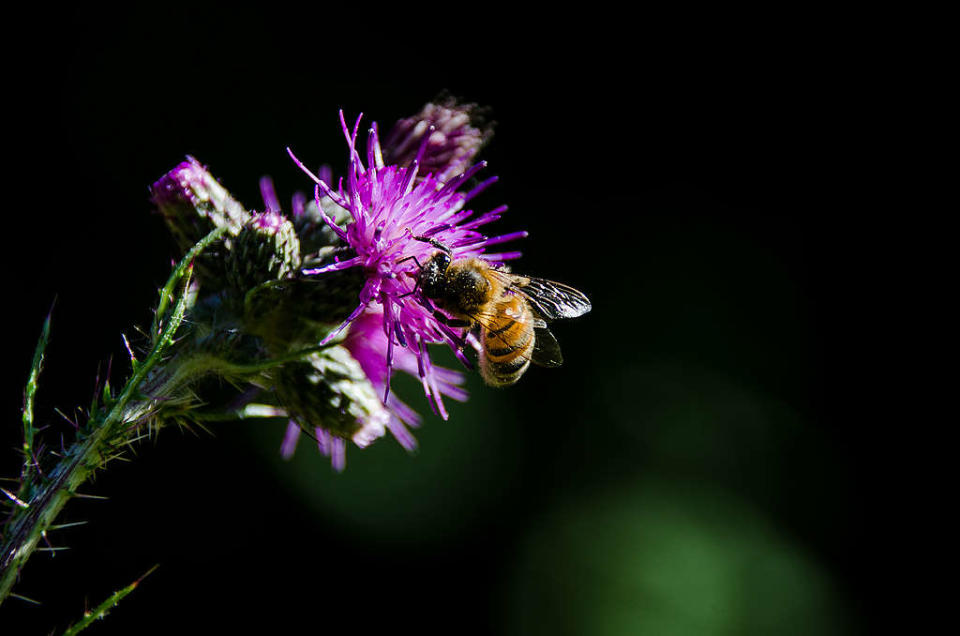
[480,296,535,387]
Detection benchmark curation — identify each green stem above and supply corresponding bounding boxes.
[0,228,225,605]
[1,411,135,603]
[61,565,158,635]
[19,308,52,492]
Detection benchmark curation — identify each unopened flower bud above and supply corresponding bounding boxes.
[294,195,353,257]
[151,156,251,245]
[273,347,390,457]
[151,156,252,288]
[226,212,301,294]
[383,96,493,183]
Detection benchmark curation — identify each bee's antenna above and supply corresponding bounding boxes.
[412,235,452,254]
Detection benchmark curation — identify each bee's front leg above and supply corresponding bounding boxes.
[432,311,472,329]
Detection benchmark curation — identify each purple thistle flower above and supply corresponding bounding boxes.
[288,110,525,427]
[343,308,468,451]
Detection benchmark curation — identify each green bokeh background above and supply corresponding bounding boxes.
[4,8,880,635]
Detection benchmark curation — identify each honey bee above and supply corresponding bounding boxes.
[409,237,592,387]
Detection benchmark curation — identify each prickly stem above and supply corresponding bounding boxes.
[0,229,223,606]
[20,306,52,491]
[62,564,159,635]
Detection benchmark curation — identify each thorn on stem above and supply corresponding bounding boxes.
[9,592,42,605]
[72,492,109,500]
[1,487,29,508]
[122,333,138,367]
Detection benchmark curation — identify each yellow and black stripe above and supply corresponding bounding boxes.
[480,297,535,387]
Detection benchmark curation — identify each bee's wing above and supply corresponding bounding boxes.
[467,306,558,368]
[491,271,592,321]
[531,326,563,368]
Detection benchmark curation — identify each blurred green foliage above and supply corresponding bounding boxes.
[506,481,846,636]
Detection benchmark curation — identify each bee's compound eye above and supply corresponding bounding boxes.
[436,252,451,270]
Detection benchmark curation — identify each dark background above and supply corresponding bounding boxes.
[3,7,899,635]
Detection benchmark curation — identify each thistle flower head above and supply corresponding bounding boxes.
[225,211,301,294]
[382,96,493,184]
[151,156,251,244]
[150,157,252,287]
[275,346,392,472]
[288,110,526,425]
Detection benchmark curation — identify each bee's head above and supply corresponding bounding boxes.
[407,234,453,300]
[418,250,451,299]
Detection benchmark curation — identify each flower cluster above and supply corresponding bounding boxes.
[154,97,524,470]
